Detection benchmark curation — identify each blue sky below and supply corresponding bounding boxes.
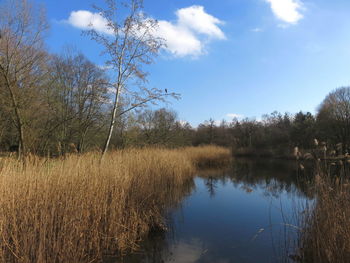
[39,0,350,125]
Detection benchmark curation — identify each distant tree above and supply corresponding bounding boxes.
[261,112,292,149]
[242,119,260,148]
[291,111,315,148]
[206,118,216,144]
[317,87,350,151]
[136,108,187,146]
[194,118,217,145]
[85,0,179,156]
[0,0,49,158]
[215,120,233,146]
[45,50,109,153]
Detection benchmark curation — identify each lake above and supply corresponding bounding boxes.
[114,159,314,263]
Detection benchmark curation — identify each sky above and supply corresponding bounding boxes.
[38,0,350,125]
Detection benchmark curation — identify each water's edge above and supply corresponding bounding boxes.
[114,159,313,263]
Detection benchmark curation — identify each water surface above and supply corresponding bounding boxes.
[118,159,313,263]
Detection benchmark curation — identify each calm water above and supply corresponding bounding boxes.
[116,159,314,263]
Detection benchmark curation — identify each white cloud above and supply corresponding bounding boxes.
[179,120,189,126]
[156,20,203,57]
[66,10,113,34]
[214,120,223,126]
[167,240,203,262]
[97,64,113,71]
[64,5,225,57]
[265,0,304,24]
[159,5,225,56]
[176,6,226,40]
[226,113,244,119]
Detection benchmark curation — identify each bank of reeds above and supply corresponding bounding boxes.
[293,141,350,262]
[296,173,350,263]
[183,145,231,168]
[0,146,230,263]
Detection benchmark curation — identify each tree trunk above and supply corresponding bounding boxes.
[78,127,89,153]
[102,83,122,156]
[18,121,25,159]
[6,82,26,160]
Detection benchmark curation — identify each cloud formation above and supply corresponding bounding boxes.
[66,10,112,34]
[65,5,225,57]
[265,0,304,24]
[156,6,225,57]
[176,6,226,40]
[226,113,244,119]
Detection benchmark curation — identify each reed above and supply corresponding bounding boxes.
[296,173,350,263]
[293,142,350,262]
[182,145,231,168]
[0,146,229,263]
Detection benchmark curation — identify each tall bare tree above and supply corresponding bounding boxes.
[46,50,109,153]
[317,86,350,151]
[0,0,49,158]
[86,0,178,156]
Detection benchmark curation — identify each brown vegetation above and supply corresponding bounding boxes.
[294,142,350,263]
[0,146,230,263]
[182,145,231,168]
[296,173,350,263]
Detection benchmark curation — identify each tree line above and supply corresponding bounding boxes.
[1,0,349,158]
[193,86,350,157]
[114,86,350,158]
[0,0,178,158]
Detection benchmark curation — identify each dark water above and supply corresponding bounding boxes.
[117,159,314,263]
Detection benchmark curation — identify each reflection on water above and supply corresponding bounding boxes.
[115,159,314,263]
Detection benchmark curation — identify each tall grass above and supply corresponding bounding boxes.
[0,146,230,263]
[293,142,350,262]
[296,173,350,263]
[182,145,231,168]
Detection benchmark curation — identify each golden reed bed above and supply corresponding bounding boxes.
[297,173,350,263]
[0,146,230,263]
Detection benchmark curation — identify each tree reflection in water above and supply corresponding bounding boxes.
[114,159,314,263]
[200,159,315,199]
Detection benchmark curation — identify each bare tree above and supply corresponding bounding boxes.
[45,50,109,153]
[317,86,350,151]
[137,108,178,145]
[0,0,49,158]
[85,0,179,156]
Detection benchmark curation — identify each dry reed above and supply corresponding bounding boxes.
[293,142,350,263]
[0,146,230,263]
[297,173,350,263]
[181,145,231,168]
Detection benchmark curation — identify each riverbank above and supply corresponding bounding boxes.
[232,147,295,159]
[0,146,230,263]
[233,147,350,163]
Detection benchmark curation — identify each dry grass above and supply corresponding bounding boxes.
[0,146,230,263]
[288,143,350,263]
[293,142,350,263]
[297,173,350,263]
[181,145,231,168]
